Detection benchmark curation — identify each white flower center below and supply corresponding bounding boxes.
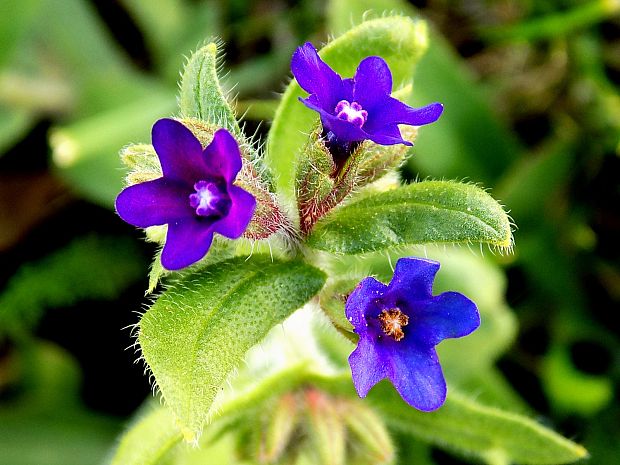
[189,180,225,217]
[334,100,368,128]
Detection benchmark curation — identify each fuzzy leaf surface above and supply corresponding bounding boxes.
[138,256,326,439]
[178,42,240,135]
[266,16,429,201]
[370,384,587,464]
[307,180,512,254]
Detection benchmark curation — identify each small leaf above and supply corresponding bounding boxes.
[307,180,512,254]
[266,15,429,201]
[370,385,588,464]
[178,42,240,135]
[138,256,326,439]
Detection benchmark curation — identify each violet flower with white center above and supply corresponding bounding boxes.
[291,42,444,150]
[115,118,256,270]
[346,257,480,411]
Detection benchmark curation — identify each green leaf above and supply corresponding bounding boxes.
[109,404,182,465]
[178,42,240,135]
[0,235,144,339]
[408,35,522,185]
[0,0,44,67]
[266,15,429,201]
[306,180,512,254]
[0,343,121,465]
[370,385,588,464]
[138,256,326,440]
[0,107,33,155]
[50,92,175,207]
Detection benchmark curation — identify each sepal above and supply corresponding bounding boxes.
[296,126,414,234]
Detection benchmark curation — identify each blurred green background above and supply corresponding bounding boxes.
[0,0,618,464]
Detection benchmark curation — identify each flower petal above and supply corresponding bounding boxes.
[115,178,192,228]
[384,257,440,302]
[414,292,480,347]
[365,98,443,133]
[214,185,256,238]
[161,219,215,270]
[386,344,447,411]
[346,277,388,330]
[152,118,205,183]
[348,334,387,398]
[202,129,242,182]
[291,42,344,109]
[353,56,392,109]
[365,125,411,146]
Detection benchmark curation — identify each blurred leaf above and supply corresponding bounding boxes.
[307,180,513,254]
[32,0,130,78]
[495,135,576,227]
[479,0,620,43]
[121,0,221,81]
[541,345,613,416]
[370,384,588,465]
[50,92,175,207]
[138,256,326,440]
[409,35,522,184]
[266,15,429,201]
[0,0,43,68]
[179,42,240,135]
[109,404,182,465]
[0,107,34,155]
[0,235,144,339]
[0,343,121,465]
[236,99,278,121]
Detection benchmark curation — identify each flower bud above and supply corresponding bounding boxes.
[305,389,346,465]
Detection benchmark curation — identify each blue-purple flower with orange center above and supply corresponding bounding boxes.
[115,118,256,270]
[346,257,480,411]
[291,42,444,148]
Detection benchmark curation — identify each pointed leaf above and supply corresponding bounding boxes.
[306,180,512,254]
[178,42,240,135]
[370,385,588,464]
[266,16,429,201]
[138,256,326,439]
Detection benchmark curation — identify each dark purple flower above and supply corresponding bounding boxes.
[346,257,479,411]
[291,42,444,147]
[115,118,256,270]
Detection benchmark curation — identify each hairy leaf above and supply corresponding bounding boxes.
[138,256,326,439]
[178,42,240,135]
[371,385,588,464]
[307,180,512,254]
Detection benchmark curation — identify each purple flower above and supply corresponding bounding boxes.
[115,118,256,270]
[346,257,480,411]
[291,42,444,148]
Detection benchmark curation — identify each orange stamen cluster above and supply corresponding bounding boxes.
[379,308,409,341]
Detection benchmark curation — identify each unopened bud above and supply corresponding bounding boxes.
[305,389,346,465]
[259,393,299,463]
[120,144,161,185]
[340,398,395,464]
